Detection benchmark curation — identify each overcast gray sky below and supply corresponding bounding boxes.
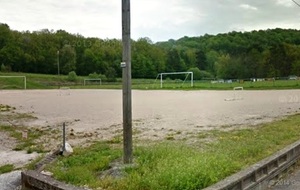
[1,0,300,42]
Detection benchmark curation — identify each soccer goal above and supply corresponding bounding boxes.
[225,86,244,101]
[155,72,194,88]
[83,78,102,86]
[59,86,71,96]
[0,76,27,89]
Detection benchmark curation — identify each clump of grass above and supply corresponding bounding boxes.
[14,113,37,120]
[0,164,14,174]
[0,104,15,112]
[107,135,123,144]
[47,142,121,188]
[12,128,45,153]
[0,125,45,153]
[165,135,175,140]
[26,155,45,170]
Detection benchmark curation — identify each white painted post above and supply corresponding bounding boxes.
[160,74,163,88]
[24,76,27,90]
[191,72,194,87]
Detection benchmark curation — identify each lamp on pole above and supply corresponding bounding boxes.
[57,50,60,76]
[122,0,132,164]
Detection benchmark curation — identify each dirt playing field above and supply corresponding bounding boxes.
[2,89,300,134]
[1,89,300,167]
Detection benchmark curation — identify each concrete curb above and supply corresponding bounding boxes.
[203,139,300,190]
[21,170,87,190]
[21,150,89,190]
[34,149,61,172]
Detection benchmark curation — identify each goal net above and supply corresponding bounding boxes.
[155,72,194,88]
[0,76,26,89]
[83,79,102,86]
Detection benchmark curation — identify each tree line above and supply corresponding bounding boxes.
[1,23,300,80]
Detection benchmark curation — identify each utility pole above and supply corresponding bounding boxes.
[122,0,132,164]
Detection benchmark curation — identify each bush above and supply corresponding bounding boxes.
[98,74,107,81]
[105,67,117,82]
[88,72,99,79]
[188,67,213,80]
[0,64,8,72]
[67,71,77,82]
[88,72,107,81]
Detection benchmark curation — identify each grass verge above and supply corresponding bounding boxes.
[47,114,300,190]
[47,142,121,188]
[0,164,14,174]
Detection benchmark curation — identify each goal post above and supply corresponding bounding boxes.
[0,76,26,89]
[83,78,102,86]
[156,72,194,88]
[224,86,244,101]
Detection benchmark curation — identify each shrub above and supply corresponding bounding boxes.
[88,72,99,79]
[88,72,107,81]
[188,67,213,80]
[105,67,117,82]
[98,74,107,81]
[67,71,77,82]
[1,64,7,72]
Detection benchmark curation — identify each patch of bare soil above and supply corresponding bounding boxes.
[0,132,17,151]
[0,109,39,168]
[0,130,59,169]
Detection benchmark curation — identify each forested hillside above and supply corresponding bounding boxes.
[1,23,300,79]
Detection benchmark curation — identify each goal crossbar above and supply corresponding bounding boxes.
[156,72,194,88]
[0,76,27,89]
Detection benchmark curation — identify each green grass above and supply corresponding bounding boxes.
[25,154,46,170]
[1,72,300,90]
[0,72,79,89]
[47,114,300,190]
[47,142,121,188]
[0,125,45,153]
[0,164,14,174]
[0,104,15,112]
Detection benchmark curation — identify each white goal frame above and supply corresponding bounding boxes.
[225,86,244,101]
[155,72,194,88]
[83,78,102,86]
[59,86,71,96]
[0,76,27,89]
